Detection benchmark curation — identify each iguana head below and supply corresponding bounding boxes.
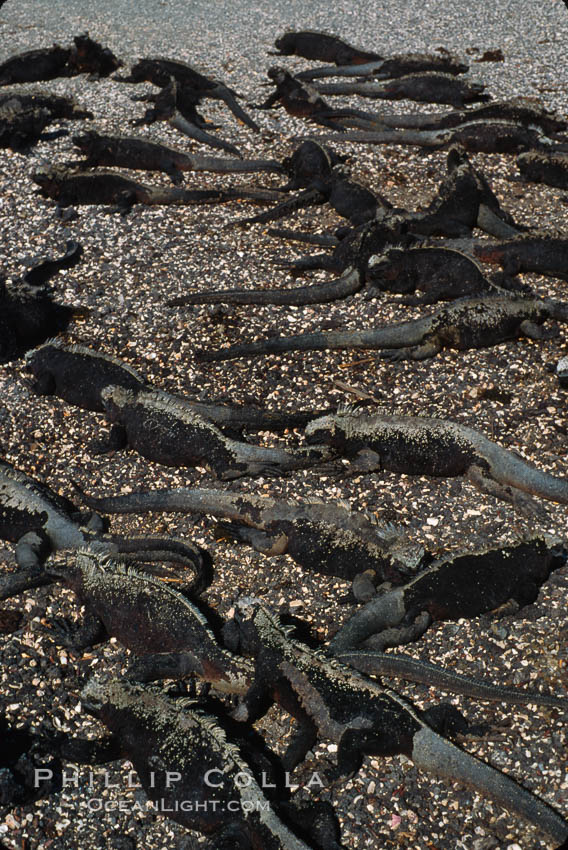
[305,413,347,449]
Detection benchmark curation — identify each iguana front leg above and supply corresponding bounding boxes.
[379,338,442,361]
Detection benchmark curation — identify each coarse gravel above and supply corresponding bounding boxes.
[0,1,567,849]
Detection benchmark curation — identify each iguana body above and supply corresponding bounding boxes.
[329,537,567,651]
[517,150,568,188]
[0,281,79,363]
[254,67,379,131]
[197,296,568,364]
[0,459,210,598]
[32,165,281,209]
[73,484,427,583]
[230,605,568,844]
[72,131,282,185]
[99,386,331,478]
[303,408,568,510]
[81,680,327,850]
[47,551,252,693]
[0,35,121,85]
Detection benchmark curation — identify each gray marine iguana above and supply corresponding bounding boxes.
[72,483,427,584]
[314,72,489,108]
[44,550,253,693]
[25,338,331,435]
[97,385,332,478]
[79,678,344,850]
[301,408,568,512]
[72,130,283,185]
[0,459,211,600]
[227,603,568,844]
[32,165,282,211]
[196,295,568,369]
[328,536,568,652]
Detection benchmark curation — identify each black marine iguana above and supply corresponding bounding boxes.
[25,339,332,434]
[305,119,561,155]
[196,295,568,369]
[72,130,283,185]
[253,67,380,131]
[45,550,252,693]
[328,536,568,652]
[97,385,332,478]
[32,165,281,210]
[0,459,210,599]
[227,604,568,844]
[517,150,568,188]
[365,244,528,304]
[79,679,343,850]
[237,146,522,238]
[173,242,519,309]
[0,240,85,361]
[296,52,468,81]
[270,30,383,65]
[119,56,260,132]
[72,483,427,584]
[474,235,568,280]
[314,72,489,107]
[301,408,568,511]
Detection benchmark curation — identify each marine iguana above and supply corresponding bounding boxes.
[517,150,568,188]
[0,44,72,85]
[328,536,568,652]
[365,244,528,304]
[25,339,332,433]
[131,76,245,158]
[0,459,211,599]
[474,235,568,280]
[238,146,522,238]
[80,679,343,850]
[253,67,380,131]
[67,33,122,78]
[97,385,332,479]
[72,131,283,185]
[0,35,121,85]
[314,72,489,107]
[296,52,469,81]
[0,90,93,123]
[196,295,568,369]
[32,165,282,210]
[119,55,260,132]
[72,483,427,584]
[227,604,568,843]
[270,30,383,65]
[305,119,560,155]
[301,407,568,511]
[45,550,253,693]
